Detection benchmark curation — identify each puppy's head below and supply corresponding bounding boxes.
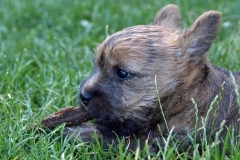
[79,4,221,135]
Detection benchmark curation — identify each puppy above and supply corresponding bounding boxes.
[63,4,239,152]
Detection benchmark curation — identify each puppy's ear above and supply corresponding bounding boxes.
[154,4,181,30]
[182,11,221,57]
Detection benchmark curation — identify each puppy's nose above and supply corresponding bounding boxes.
[80,92,92,106]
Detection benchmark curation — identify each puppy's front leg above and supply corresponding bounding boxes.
[63,123,115,148]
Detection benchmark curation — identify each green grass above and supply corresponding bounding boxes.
[0,0,240,159]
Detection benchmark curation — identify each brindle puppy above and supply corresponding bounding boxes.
[62,4,239,151]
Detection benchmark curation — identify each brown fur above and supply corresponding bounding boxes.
[64,4,239,152]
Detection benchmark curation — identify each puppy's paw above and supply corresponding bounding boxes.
[63,123,101,142]
[63,123,116,149]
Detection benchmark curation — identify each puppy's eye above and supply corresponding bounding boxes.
[117,69,131,79]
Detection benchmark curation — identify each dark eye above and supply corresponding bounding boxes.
[117,69,131,79]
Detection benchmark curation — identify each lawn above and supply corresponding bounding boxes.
[0,0,239,159]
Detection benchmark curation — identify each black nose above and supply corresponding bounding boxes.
[80,92,92,106]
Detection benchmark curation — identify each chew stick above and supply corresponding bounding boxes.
[42,106,92,129]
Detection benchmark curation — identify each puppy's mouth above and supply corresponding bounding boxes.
[79,98,120,121]
[95,114,121,125]
[95,115,140,137]
[80,98,140,136]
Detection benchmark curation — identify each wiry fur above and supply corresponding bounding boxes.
[64,4,239,152]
